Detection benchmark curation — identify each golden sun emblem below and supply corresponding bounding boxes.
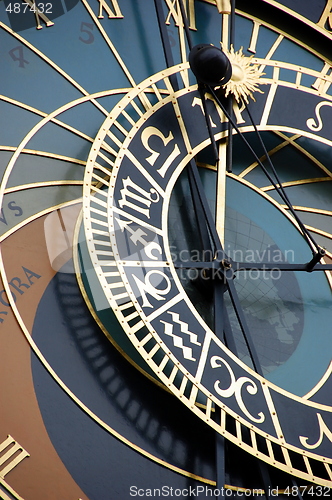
[222,46,264,103]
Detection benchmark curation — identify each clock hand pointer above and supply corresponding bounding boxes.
[178,6,275,496]
[186,36,322,261]
[206,85,327,268]
[173,3,264,374]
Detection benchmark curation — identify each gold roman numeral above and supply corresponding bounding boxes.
[97,0,124,19]
[164,0,196,30]
[0,435,29,478]
[22,0,54,29]
[248,21,261,54]
[317,0,332,32]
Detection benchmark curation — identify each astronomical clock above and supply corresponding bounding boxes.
[2,0,332,498]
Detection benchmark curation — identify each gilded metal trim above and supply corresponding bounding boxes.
[0,21,109,117]
[0,146,86,166]
[82,64,332,488]
[0,204,215,486]
[262,177,332,192]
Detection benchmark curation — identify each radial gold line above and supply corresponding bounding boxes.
[93,160,113,173]
[179,376,188,397]
[305,225,332,240]
[0,479,25,500]
[283,205,332,217]
[90,207,109,219]
[0,90,130,211]
[151,83,163,102]
[0,93,132,156]
[90,185,108,198]
[238,134,301,178]
[113,119,129,137]
[0,246,215,487]
[0,95,99,146]
[80,0,135,89]
[145,293,183,322]
[121,109,136,126]
[260,82,278,127]
[0,22,109,117]
[303,456,313,477]
[106,130,124,148]
[238,8,332,67]
[206,397,213,421]
[168,365,178,385]
[177,13,190,87]
[90,172,109,187]
[259,34,284,72]
[248,20,261,53]
[0,146,86,165]
[215,141,227,245]
[4,180,84,194]
[80,0,151,111]
[295,70,302,87]
[94,150,114,171]
[130,99,144,117]
[261,383,285,446]
[261,177,332,191]
[222,13,230,48]
[274,131,332,177]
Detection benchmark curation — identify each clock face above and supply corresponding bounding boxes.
[1,1,332,498]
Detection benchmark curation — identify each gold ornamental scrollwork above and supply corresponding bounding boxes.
[300,413,332,451]
[306,101,332,132]
[211,356,265,424]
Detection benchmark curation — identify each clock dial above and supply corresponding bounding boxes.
[82,52,332,486]
[2,1,332,498]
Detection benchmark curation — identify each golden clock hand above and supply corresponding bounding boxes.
[172,4,265,383]
[188,43,232,245]
[218,0,235,245]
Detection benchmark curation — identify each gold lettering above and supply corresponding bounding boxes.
[118,176,160,219]
[317,0,332,32]
[192,97,218,128]
[98,0,124,19]
[306,100,332,132]
[233,101,246,125]
[211,356,265,423]
[132,270,171,308]
[141,126,181,177]
[192,94,228,127]
[22,0,54,29]
[299,413,332,450]
[248,21,261,54]
[164,0,196,30]
[0,435,29,478]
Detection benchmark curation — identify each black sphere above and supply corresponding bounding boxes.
[189,44,232,87]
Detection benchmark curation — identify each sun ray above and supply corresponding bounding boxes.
[222,46,265,103]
